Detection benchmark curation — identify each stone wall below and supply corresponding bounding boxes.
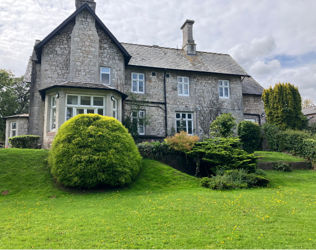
[243,94,266,125]
[307,114,316,125]
[97,25,125,91]
[69,9,99,83]
[124,66,244,138]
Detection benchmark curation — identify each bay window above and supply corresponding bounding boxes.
[112,98,118,119]
[51,96,56,131]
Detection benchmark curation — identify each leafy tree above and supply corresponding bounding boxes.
[262,83,307,130]
[122,92,152,142]
[210,113,237,138]
[302,97,315,109]
[0,69,29,140]
[238,121,261,153]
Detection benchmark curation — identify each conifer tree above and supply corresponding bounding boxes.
[262,83,306,130]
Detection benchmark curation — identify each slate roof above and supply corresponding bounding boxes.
[242,77,264,96]
[122,43,250,77]
[2,114,29,119]
[302,107,316,115]
[38,82,128,101]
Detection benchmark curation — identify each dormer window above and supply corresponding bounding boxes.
[100,67,111,85]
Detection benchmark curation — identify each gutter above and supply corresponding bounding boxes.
[164,69,168,137]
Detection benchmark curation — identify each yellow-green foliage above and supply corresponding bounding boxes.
[49,114,142,188]
[262,83,306,130]
[164,131,199,152]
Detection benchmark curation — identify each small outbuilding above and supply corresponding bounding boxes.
[3,114,29,148]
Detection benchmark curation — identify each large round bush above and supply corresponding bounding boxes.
[238,121,261,153]
[49,114,142,188]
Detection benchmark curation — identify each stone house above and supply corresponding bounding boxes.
[302,107,316,125]
[4,0,265,148]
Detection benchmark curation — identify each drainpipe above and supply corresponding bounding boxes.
[164,69,168,137]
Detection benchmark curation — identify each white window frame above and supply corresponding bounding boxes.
[65,95,106,121]
[131,73,145,93]
[219,80,230,98]
[50,96,57,131]
[112,98,118,119]
[10,122,17,137]
[132,110,145,135]
[178,76,190,96]
[175,112,193,135]
[100,67,111,85]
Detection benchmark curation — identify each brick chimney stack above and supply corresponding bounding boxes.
[76,0,96,12]
[181,20,196,55]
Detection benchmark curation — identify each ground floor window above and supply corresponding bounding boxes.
[112,98,118,119]
[51,96,56,131]
[10,122,17,137]
[132,111,145,135]
[176,112,193,135]
[65,95,105,121]
[245,118,257,124]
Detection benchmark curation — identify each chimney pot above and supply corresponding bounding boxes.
[181,19,196,55]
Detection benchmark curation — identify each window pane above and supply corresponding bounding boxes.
[224,81,228,86]
[176,121,181,133]
[87,109,95,114]
[224,88,229,97]
[132,81,138,92]
[188,114,192,119]
[176,113,181,119]
[12,123,16,129]
[188,121,193,134]
[182,113,186,119]
[52,97,56,107]
[139,81,144,92]
[101,67,110,73]
[182,121,187,131]
[178,77,183,83]
[113,100,116,109]
[139,125,144,134]
[219,87,223,97]
[113,111,116,118]
[184,77,189,83]
[66,108,73,121]
[12,131,16,137]
[219,81,222,86]
[184,84,189,95]
[139,74,144,80]
[132,111,138,117]
[139,111,145,118]
[101,74,110,85]
[67,95,78,105]
[77,109,84,115]
[132,73,138,80]
[52,109,56,129]
[178,84,183,95]
[93,97,104,106]
[81,96,91,106]
[98,109,104,116]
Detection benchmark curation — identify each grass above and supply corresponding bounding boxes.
[255,151,306,163]
[1,149,316,248]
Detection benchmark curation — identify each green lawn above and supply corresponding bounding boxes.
[1,149,316,249]
[255,151,306,162]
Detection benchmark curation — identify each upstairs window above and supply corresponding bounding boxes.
[100,67,111,85]
[10,122,17,137]
[175,112,193,135]
[51,96,57,131]
[178,76,189,96]
[219,80,230,98]
[132,73,145,93]
[132,111,145,135]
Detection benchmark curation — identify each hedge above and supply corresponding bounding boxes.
[9,135,41,149]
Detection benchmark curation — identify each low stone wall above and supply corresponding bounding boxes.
[258,162,311,170]
[158,153,196,176]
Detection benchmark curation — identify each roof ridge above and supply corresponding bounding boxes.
[121,42,229,56]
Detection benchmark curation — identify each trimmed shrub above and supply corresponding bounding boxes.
[200,169,269,190]
[49,114,142,189]
[9,135,40,149]
[255,168,267,176]
[210,113,237,138]
[238,121,261,153]
[187,137,258,176]
[164,131,199,153]
[262,123,281,151]
[273,162,292,172]
[137,141,169,159]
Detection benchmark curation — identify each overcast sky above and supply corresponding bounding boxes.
[0,0,315,99]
